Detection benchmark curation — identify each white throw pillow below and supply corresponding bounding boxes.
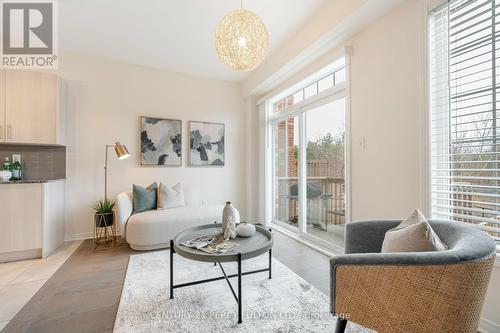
[158,182,185,210]
[381,209,448,253]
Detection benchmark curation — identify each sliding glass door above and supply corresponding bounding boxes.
[304,98,346,247]
[271,90,347,249]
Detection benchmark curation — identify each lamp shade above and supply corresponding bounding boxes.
[215,9,269,71]
[114,142,130,160]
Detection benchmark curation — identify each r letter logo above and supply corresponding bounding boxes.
[1,0,57,68]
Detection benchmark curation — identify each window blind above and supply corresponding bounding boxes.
[430,0,500,243]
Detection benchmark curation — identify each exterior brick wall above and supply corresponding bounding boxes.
[287,119,297,177]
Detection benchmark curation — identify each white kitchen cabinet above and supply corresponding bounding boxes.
[0,180,65,262]
[0,69,63,145]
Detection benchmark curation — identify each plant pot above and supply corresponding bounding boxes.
[95,212,114,228]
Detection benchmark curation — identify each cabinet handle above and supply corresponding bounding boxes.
[7,125,12,139]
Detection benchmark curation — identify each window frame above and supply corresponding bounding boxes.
[427,0,500,249]
[265,56,351,252]
[269,59,346,115]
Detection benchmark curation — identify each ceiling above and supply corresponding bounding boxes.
[59,0,329,82]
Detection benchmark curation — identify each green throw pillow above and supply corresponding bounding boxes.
[133,182,158,213]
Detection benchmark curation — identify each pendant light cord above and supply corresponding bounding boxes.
[240,0,243,9]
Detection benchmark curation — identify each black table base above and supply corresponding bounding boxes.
[169,239,272,324]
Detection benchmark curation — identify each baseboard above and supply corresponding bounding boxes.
[64,231,122,241]
[0,248,42,263]
[64,232,93,241]
[480,318,500,333]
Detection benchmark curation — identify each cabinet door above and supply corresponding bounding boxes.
[5,70,58,144]
[0,70,4,142]
[0,184,42,253]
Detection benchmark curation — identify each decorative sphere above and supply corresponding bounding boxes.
[236,222,256,237]
[215,9,269,71]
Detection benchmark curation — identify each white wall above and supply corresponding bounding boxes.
[348,1,426,220]
[57,52,246,239]
[244,0,500,330]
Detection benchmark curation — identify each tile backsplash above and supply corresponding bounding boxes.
[0,145,66,180]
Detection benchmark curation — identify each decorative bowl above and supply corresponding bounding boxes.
[236,222,256,237]
[0,171,12,181]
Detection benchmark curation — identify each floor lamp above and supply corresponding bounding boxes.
[94,141,130,249]
[104,141,130,200]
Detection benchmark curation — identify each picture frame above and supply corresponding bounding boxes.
[140,116,182,166]
[189,121,225,167]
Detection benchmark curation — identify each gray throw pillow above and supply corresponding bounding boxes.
[381,209,448,253]
[133,182,158,213]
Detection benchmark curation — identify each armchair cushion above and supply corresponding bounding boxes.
[339,219,495,266]
[381,209,447,253]
[344,220,400,254]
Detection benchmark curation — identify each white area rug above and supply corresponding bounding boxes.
[114,251,371,333]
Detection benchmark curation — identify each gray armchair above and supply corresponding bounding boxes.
[330,219,496,333]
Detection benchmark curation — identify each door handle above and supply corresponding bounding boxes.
[7,125,12,139]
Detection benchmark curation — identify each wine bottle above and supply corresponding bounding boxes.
[2,157,10,171]
[11,154,22,181]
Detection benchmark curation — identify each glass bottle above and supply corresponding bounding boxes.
[11,154,22,181]
[2,157,10,171]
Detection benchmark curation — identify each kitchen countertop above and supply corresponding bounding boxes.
[0,179,65,184]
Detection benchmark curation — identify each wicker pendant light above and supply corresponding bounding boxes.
[215,1,269,71]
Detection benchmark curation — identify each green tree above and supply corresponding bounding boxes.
[306,131,345,177]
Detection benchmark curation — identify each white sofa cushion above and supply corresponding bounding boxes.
[125,204,223,250]
[158,182,185,209]
[184,189,200,207]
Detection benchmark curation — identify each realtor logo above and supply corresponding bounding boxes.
[1,0,58,68]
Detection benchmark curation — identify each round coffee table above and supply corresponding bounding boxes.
[169,223,273,323]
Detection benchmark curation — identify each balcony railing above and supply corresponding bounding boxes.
[450,183,500,242]
[275,175,345,230]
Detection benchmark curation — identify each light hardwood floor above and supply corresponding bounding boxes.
[2,231,332,333]
[0,241,83,331]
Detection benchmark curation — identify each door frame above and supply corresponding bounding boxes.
[267,81,351,250]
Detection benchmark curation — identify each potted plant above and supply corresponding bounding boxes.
[91,199,115,228]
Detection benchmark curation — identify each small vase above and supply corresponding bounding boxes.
[236,222,255,237]
[222,202,239,239]
[222,202,240,228]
